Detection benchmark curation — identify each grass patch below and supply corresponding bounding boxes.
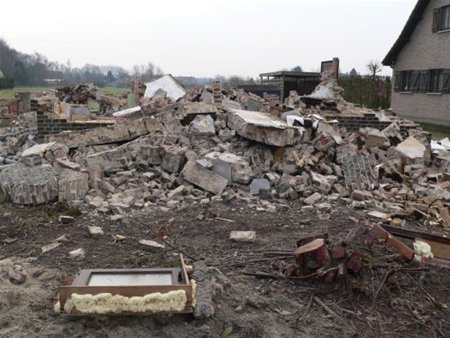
[0,86,52,102]
[419,122,450,140]
[99,87,130,98]
[0,200,81,222]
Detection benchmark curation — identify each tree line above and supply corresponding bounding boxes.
[0,39,164,88]
[1,39,392,109]
[340,61,391,109]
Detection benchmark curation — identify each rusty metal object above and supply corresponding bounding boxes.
[368,223,414,260]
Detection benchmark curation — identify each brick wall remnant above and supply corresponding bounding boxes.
[32,100,115,139]
[0,164,58,205]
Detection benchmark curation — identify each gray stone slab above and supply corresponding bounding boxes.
[227,108,301,147]
[182,161,228,195]
[249,178,270,195]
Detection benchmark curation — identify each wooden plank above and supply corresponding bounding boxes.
[72,269,92,285]
[180,254,190,285]
[423,239,450,260]
[381,225,450,245]
[380,225,450,261]
[369,223,414,260]
[59,257,194,315]
[64,307,194,316]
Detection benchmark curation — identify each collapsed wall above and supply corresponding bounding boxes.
[0,77,448,229]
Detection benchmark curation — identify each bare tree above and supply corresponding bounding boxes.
[366,60,382,78]
[291,65,303,72]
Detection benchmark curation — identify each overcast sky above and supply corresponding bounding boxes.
[1,0,416,78]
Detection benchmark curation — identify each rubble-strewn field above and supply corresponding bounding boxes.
[1,72,450,337]
[0,86,129,102]
[1,201,450,338]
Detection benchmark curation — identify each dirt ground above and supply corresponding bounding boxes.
[0,200,449,338]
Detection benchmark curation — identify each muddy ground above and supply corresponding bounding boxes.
[0,200,449,338]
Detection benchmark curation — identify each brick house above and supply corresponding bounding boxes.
[382,0,450,126]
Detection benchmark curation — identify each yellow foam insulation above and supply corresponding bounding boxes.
[61,289,187,314]
[413,240,434,262]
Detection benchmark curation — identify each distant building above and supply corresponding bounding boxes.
[0,69,5,78]
[383,0,450,126]
[43,79,65,86]
[259,71,321,99]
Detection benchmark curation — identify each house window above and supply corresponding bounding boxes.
[442,6,450,30]
[429,69,443,92]
[433,5,450,32]
[400,71,412,91]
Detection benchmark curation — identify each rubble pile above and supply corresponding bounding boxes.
[55,84,98,104]
[0,75,449,229]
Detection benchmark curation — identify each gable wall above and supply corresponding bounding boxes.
[391,0,450,126]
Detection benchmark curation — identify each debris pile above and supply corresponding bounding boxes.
[55,84,98,104]
[0,74,449,230]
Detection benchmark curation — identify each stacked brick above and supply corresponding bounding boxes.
[32,100,114,138]
[326,113,421,138]
[0,164,58,205]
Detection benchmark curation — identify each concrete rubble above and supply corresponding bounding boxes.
[0,73,449,230]
[144,74,186,101]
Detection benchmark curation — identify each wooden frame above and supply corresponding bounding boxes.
[58,254,194,315]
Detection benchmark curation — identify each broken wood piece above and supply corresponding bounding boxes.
[368,223,414,260]
[242,271,284,279]
[295,237,331,276]
[438,205,450,228]
[292,150,303,167]
[313,296,338,317]
[381,224,450,261]
[215,217,235,223]
[405,274,443,311]
[294,238,325,257]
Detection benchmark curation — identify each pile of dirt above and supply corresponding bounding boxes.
[0,201,449,337]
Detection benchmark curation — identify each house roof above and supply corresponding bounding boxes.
[259,71,320,78]
[382,0,431,66]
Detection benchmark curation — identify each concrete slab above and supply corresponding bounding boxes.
[204,152,252,184]
[144,75,186,101]
[396,136,426,160]
[249,178,270,195]
[227,108,301,147]
[182,161,228,195]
